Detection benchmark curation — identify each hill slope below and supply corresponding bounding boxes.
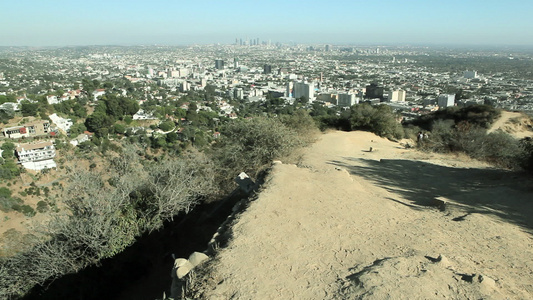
[193,131,533,299]
[488,111,533,139]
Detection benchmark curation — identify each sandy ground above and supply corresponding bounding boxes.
[488,111,533,139]
[194,130,533,300]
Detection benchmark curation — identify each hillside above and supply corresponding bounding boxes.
[189,130,533,299]
[487,110,533,139]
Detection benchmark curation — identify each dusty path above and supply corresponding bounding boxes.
[197,131,533,300]
[488,111,533,139]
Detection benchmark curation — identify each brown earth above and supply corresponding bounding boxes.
[193,130,533,300]
[488,111,533,139]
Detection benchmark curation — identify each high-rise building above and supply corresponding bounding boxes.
[389,89,406,102]
[437,94,455,108]
[293,81,314,101]
[263,64,272,74]
[365,83,384,100]
[215,59,225,70]
[180,81,190,92]
[234,58,239,69]
[337,93,358,107]
[463,70,478,79]
[286,82,293,97]
[234,88,244,100]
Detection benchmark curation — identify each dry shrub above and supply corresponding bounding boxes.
[211,116,303,193]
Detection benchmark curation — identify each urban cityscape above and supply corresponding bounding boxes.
[1,0,533,299]
[1,43,532,167]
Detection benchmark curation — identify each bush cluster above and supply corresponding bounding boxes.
[211,116,304,193]
[409,105,501,130]
[350,104,404,139]
[419,119,529,170]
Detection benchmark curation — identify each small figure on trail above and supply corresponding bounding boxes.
[417,131,424,143]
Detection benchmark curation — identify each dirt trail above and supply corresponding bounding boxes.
[197,131,533,300]
[488,111,533,139]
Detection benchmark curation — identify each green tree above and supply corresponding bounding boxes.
[20,101,39,117]
[350,104,403,139]
[166,132,178,143]
[85,112,115,136]
[159,120,175,132]
[69,123,87,136]
[0,105,15,123]
[113,123,126,135]
[1,142,16,159]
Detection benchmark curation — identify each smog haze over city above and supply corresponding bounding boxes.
[1,0,533,47]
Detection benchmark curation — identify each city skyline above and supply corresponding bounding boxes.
[1,0,532,47]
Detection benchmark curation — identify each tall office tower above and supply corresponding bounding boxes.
[293,81,315,101]
[234,58,239,68]
[337,93,358,107]
[325,44,331,52]
[235,38,238,45]
[215,59,225,70]
[286,82,293,97]
[389,89,406,102]
[263,64,272,74]
[240,38,243,46]
[256,38,260,45]
[365,83,384,100]
[234,88,244,100]
[463,70,478,79]
[437,94,455,108]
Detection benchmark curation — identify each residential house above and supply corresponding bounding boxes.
[93,89,106,101]
[133,109,157,120]
[46,95,59,105]
[16,141,57,170]
[2,120,51,138]
[49,113,73,133]
[69,133,90,147]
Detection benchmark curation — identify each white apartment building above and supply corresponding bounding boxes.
[49,113,73,133]
[389,89,406,102]
[16,141,57,170]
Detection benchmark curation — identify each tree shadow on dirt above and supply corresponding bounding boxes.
[329,158,533,233]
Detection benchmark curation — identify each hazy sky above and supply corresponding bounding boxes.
[1,0,532,46]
